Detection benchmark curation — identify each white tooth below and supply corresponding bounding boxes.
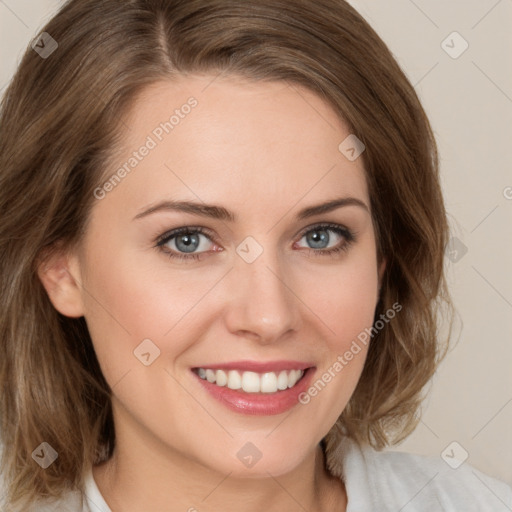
[201,368,305,391]
[287,369,299,388]
[227,370,242,390]
[277,370,289,390]
[242,371,260,393]
[215,369,227,387]
[260,372,278,393]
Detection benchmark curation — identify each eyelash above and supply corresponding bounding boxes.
[155,223,357,262]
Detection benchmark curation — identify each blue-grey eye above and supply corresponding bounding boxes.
[175,233,200,253]
[161,230,214,254]
[298,227,343,250]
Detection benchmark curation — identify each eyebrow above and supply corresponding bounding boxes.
[133,196,369,222]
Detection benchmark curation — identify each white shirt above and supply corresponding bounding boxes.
[327,436,512,511]
[22,437,512,511]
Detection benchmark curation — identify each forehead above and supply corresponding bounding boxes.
[104,75,369,217]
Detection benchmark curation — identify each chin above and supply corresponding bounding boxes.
[204,441,313,479]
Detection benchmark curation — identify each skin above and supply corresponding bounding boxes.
[39,75,385,512]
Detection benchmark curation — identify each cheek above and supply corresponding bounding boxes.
[293,243,378,417]
[298,246,379,350]
[79,237,224,382]
[329,265,378,350]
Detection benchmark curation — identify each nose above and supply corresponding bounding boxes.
[223,249,302,344]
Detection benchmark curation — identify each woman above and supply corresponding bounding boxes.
[0,0,510,511]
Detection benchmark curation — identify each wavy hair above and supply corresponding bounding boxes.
[0,0,453,508]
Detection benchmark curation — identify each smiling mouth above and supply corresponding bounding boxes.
[192,367,309,394]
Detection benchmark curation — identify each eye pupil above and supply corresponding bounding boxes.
[307,229,329,249]
[176,233,200,253]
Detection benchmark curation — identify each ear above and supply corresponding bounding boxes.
[37,245,85,318]
[377,257,387,300]
[378,257,386,283]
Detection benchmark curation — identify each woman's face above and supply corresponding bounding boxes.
[66,75,384,477]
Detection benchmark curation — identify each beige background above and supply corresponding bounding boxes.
[1,0,511,487]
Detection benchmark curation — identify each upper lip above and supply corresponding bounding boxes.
[192,360,314,373]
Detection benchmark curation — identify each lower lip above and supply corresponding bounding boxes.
[192,368,316,416]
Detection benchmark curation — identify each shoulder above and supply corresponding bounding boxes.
[326,436,512,511]
[365,445,512,511]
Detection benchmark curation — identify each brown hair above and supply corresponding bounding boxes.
[0,0,453,508]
